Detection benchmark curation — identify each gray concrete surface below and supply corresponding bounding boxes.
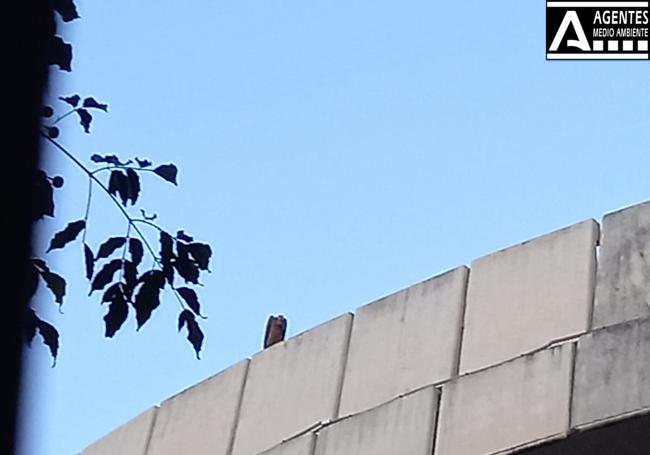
[572,317,650,429]
[338,267,468,417]
[231,314,353,455]
[258,433,315,455]
[146,360,249,455]
[593,202,650,328]
[436,343,574,455]
[460,220,598,374]
[519,411,650,455]
[315,387,438,455]
[82,407,157,455]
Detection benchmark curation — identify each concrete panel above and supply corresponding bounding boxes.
[82,407,157,455]
[436,344,574,455]
[146,360,249,455]
[315,387,438,455]
[339,267,468,417]
[572,317,650,429]
[231,314,353,455]
[521,411,650,455]
[259,433,315,455]
[593,202,650,328]
[460,220,598,374]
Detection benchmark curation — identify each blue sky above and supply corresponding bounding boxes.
[20,0,650,454]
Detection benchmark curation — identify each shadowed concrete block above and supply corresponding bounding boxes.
[231,314,353,455]
[593,202,650,328]
[146,360,249,455]
[572,318,650,429]
[258,433,315,455]
[436,344,574,455]
[460,220,598,374]
[338,267,468,417]
[315,387,438,455]
[82,407,157,455]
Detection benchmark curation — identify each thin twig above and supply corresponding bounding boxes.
[132,218,169,234]
[44,135,159,263]
[53,108,77,125]
[81,175,92,244]
[119,223,131,282]
[91,165,156,175]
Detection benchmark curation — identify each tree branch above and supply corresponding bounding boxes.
[44,134,188,311]
[44,135,158,259]
[91,165,156,175]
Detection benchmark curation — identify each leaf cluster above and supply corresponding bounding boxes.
[28,0,213,362]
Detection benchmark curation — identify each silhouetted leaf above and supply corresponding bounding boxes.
[177,230,193,242]
[160,231,174,261]
[177,287,203,316]
[159,231,175,285]
[82,97,108,111]
[32,258,66,305]
[76,108,92,133]
[103,285,128,338]
[58,94,80,107]
[32,259,66,306]
[84,244,94,280]
[96,237,126,260]
[136,158,152,168]
[32,170,54,221]
[32,258,50,273]
[90,259,122,294]
[122,261,138,296]
[175,242,200,284]
[133,270,165,329]
[24,309,38,345]
[129,238,143,266]
[178,310,204,359]
[101,283,121,303]
[49,36,72,71]
[37,319,60,363]
[26,263,39,300]
[52,0,79,22]
[163,263,174,286]
[174,257,200,284]
[47,219,85,252]
[126,168,140,205]
[91,154,125,165]
[40,271,66,306]
[187,243,212,271]
[24,309,60,363]
[108,170,129,205]
[153,164,178,185]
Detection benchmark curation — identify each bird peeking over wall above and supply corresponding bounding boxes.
[264,315,287,349]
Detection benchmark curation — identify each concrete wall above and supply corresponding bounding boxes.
[339,267,467,417]
[436,344,574,455]
[82,407,157,455]
[316,387,438,455]
[83,200,650,455]
[146,360,248,455]
[459,220,598,374]
[593,202,650,328]
[258,433,315,455]
[231,314,352,455]
[572,317,650,429]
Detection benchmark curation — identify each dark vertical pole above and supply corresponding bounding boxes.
[2,1,51,453]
